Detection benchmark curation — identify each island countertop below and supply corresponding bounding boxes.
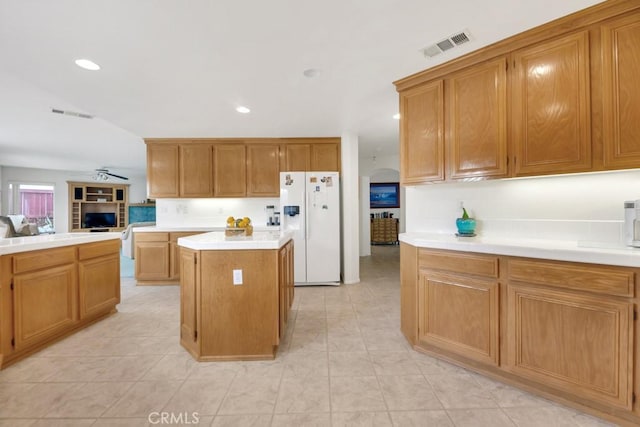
[400,232,640,267]
[178,230,294,250]
[0,232,121,255]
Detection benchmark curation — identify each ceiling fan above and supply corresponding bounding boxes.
[92,168,129,181]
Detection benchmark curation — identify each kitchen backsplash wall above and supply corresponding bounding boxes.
[406,169,640,244]
[156,198,280,228]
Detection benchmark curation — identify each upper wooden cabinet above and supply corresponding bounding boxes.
[447,57,508,179]
[147,143,180,198]
[214,144,247,197]
[512,31,592,176]
[281,142,341,172]
[400,80,445,184]
[179,144,214,198]
[282,144,311,171]
[146,138,340,199]
[247,144,280,197]
[310,143,340,171]
[395,3,640,183]
[601,13,640,169]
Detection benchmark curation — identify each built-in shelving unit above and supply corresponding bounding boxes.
[68,181,129,232]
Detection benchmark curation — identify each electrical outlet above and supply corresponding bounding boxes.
[233,269,243,285]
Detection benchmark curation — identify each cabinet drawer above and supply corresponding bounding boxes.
[419,249,498,278]
[508,259,634,297]
[135,232,169,242]
[78,239,120,260]
[13,247,76,274]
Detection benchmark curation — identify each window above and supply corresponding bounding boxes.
[8,182,55,233]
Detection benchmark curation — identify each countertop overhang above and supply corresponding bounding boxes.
[0,232,121,255]
[400,232,640,267]
[178,230,293,251]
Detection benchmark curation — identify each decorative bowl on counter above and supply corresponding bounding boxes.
[225,225,253,236]
[225,216,253,236]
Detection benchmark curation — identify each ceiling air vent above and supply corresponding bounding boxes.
[421,29,473,59]
[51,108,94,119]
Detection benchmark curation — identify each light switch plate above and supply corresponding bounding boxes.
[233,269,243,285]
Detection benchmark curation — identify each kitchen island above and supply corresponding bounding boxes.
[400,232,640,426]
[0,233,121,369]
[178,230,294,361]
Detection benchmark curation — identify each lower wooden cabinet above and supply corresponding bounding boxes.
[135,231,203,284]
[1,239,121,369]
[179,242,294,361]
[135,240,170,282]
[13,264,77,351]
[180,248,199,355]
[79,254,120,319]
[402,245,639,424]
[278,240,294,340]
[507,283,633,409]
[418,271,499,366]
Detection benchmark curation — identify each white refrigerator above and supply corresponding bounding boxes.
[280,171,340,285]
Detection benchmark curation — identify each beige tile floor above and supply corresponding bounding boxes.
[0,246,616,426]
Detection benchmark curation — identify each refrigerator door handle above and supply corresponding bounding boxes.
[306,191,311,240]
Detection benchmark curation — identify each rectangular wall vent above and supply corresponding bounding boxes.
[421,29,473,59]
[51,108,93,119]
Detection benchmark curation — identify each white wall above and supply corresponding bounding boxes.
[156,198,280,228]
[341,132,360,284]
[406,169,640,244]
[359,177,371,256]
[358,153,405,252]
[1,166,147,233]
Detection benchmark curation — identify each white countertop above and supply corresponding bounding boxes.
[134,225,280,233]
[178,230,293,250]
[0,232,121,255]
[400,232,640,268]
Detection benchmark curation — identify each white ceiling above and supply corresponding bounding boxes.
[0,0,604,176]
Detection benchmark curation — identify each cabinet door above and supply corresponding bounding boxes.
[282,144,311,171]
[79,254,120,319]
[448,58,508,179]
[310,143,340,171]
[179,144,214,197]
[400,80,445,184]
[507,283,633,409]
[147,143,180,198]
[135,241,170,281]
[512,31,591,176]
[247,144,280,197]
[214,144,247,197]
[278,246,288,340]
[169,232,202,280]
[601,14,640,169]
[400,243,418,345]
[13,264,77,351]
[180,248,199,354]
[418,271,499,365]
[287,241,294,309]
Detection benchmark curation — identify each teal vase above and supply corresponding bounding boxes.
[456,218,476,235]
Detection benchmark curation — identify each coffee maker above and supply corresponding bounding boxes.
[624,200,640,247]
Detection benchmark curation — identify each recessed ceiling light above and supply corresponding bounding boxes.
[393,113,401,120]
[236,106,251,114]
[74,59,100,71]
[303,68,320,78]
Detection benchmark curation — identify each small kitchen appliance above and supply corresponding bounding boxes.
[624,200,640,247]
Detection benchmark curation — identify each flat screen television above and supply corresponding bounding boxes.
[370,182,400,208]
[84,212,117,228]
